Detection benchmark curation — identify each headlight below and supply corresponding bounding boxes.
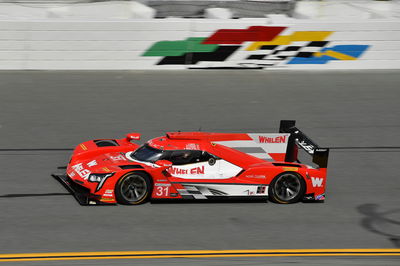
[88,173,114,192]
[89,175,102,182]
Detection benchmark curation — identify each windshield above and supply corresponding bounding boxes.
[131,144,163,163]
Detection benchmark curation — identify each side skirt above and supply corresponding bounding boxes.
[151,196,268,203]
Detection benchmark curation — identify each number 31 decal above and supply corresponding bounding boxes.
[155,186,169,197]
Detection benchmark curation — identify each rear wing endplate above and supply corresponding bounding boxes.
[279,120,329,168]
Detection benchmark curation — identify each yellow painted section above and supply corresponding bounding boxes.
[100,198,114,201]
[291,31,333,42]
[283,167,298,172]
[1,253,400,262]
[246,31,332,51]
[247,35,292,47]
[1,249,399,262]
[314,50,356,60]
[103,167,110,172]
[79,144,87,151]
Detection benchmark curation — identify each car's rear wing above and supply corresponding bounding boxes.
[279,120,329,168]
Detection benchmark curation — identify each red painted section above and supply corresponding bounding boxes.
[268,153,286,162]
[202,26,286,45]
[166,132,251,141]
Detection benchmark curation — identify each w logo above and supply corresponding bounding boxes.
[311,177,323,187]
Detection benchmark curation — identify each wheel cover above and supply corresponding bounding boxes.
[120,175,147,202]
[273,173,301,201]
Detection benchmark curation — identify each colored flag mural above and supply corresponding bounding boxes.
[142,26,369,68]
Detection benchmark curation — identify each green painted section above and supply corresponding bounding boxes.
[142,37,218,57]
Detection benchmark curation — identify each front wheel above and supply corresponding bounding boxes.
[268,172,306,204]
[115,172,152,205]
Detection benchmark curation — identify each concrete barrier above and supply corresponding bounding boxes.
[0,17,399,70]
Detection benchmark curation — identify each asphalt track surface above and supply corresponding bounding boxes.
[0,70,399,266]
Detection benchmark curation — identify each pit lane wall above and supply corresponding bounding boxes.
[1,17,400,70]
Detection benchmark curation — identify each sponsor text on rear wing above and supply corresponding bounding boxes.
[279,120,329,168]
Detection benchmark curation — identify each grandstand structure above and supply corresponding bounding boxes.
[0,0,295,18]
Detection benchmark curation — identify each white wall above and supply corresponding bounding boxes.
[0,17,399,70]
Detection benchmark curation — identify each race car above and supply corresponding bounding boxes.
[52,120,329,205]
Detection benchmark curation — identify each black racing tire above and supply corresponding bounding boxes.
[268,172,306,204]
[115,172,152,205]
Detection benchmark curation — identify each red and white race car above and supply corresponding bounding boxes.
[53,120,329,205]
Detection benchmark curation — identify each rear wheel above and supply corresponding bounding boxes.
[268,172,305,204]
[115,172,152,205]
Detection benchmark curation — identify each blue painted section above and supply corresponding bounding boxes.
[322,45,369,57]
[287,45,369,64]
[287,56,333,64]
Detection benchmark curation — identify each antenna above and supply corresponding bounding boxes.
[198,126,202,132]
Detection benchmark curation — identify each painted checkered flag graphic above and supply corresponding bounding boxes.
[245,41,330,67]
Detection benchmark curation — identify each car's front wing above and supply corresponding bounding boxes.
[52,171,115,206]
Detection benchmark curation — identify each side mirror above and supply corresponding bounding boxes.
[155,160,173,168]
[126,133,141,141]
[208,157,216,166]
